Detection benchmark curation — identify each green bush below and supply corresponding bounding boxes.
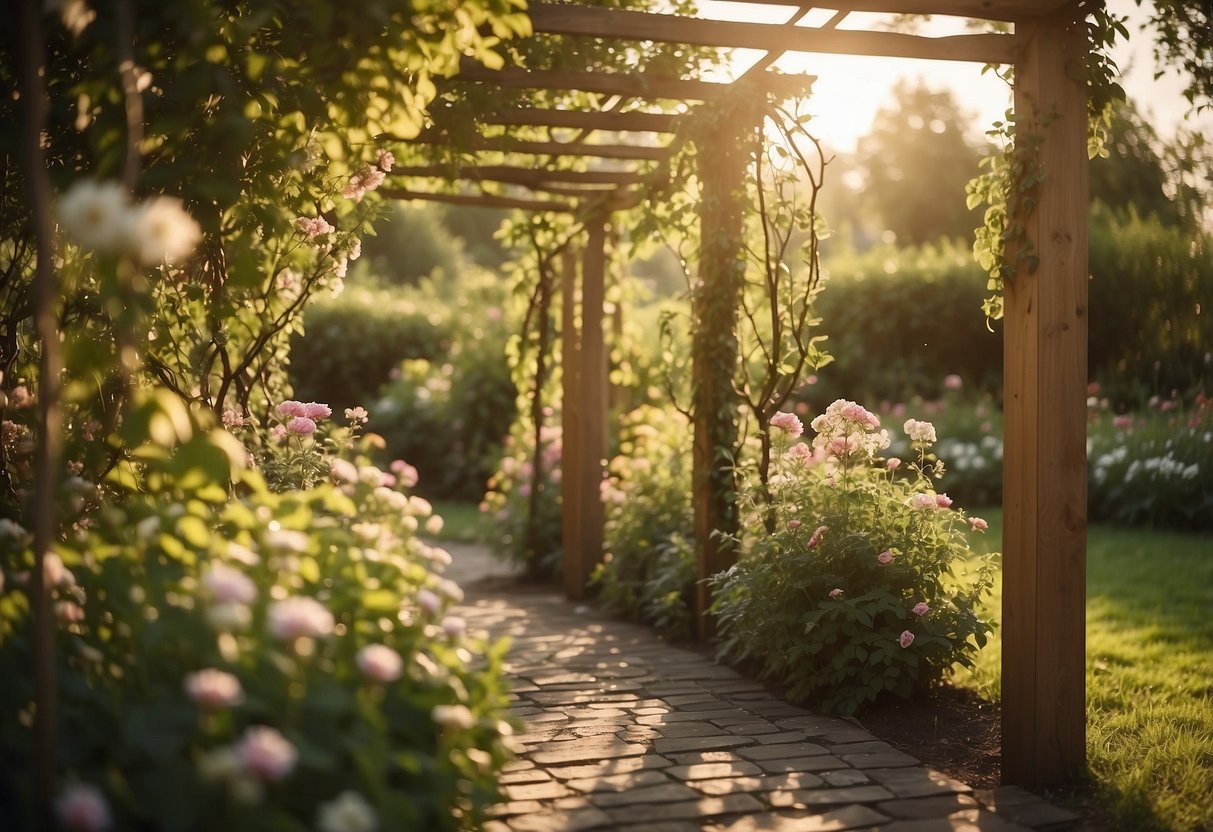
[0,392,512,831]
[362,204,463,287]
[593,406,696,640]
[712,400,996,716]
[480,421,564,580]
[289,285,451,415]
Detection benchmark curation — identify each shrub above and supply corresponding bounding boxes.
[712,400,996,716]
[289,285,451,414]
[593,406,696,640]
[0,392,513,831]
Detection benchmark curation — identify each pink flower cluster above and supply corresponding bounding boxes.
[271,400,332,439]
[809,399,889,461]
[390,459,419,488]
[185,668,244,709]
[376,149,395,172]
[356,644,403,683]
[237,725,298,781]
[56,783,111,832]
[770,411,804,438]
[807,525,828,549]
[342,166,386,201]
[295,215,334,238]
[267,596,335,641]
[969,516,989,532]
[909,492,952,510]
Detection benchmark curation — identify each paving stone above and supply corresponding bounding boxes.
[560,707,630,720]
[820,769,872,787]
[548,754,672,781]
[499,769,554,786]
[615,823,700,832]
[664,692,722,707]
[507,806,613,832]
[639,709,750,725]
[531,741,647,765]
[488,800,544,818]
[502,780,573,801]
[827,740,900,755]
[767,784,896,808]
[879,808,1033,832]
[840,750,921,768]
[738,741,830,761]
[751,730,809,745]
[566,769,673,793]
[691,771,826,796]
[666,761,763,781]
[751,754,849,774]
[590,782,703,807]
[973,788,1082,829]
[705,805,891,832]
[654,734,755,754]
[502,759,537,773]
[864,766,971,798]
[656,721,737,738]
[618,725,661,743]
[606,793,767,825]
[521,711,571,724]
[878,793,980,819]
[723,721,784,735]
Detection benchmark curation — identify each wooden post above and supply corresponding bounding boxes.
[560,245,584,598]
[1002,12,1088,788]
[692,110,751,638]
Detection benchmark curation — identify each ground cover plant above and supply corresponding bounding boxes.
[955,511,1213,832]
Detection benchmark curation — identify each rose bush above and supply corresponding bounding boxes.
[711,399,996,715]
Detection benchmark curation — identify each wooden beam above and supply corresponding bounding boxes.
[378,187,575,212]
[484,107,680,133]
[455,57,814,101]
[1001,13,1088,789]
[528,2,1018,64]
[570,216,610,600]
[414,131,670,161]
[561,244,585,599]
[395,164,644,186]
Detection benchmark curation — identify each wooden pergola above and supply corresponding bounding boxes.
[392,0,1090,790]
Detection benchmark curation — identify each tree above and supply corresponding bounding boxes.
[854,80,985,245]
[1138,0,1213,114]
[1090,97,1184,224]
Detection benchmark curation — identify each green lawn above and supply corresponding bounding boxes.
[428,499,489,543]
[955,509,1213,832]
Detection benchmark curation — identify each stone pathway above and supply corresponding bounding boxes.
[443,543,1080,832]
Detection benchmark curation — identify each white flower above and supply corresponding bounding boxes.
[317,790,377,832]
[417,589,442,614]
[55,782,111,832]
[432,704,474,731]
[202,563,256,604]
[424,515,444,536]
[440,616,466,637]
[185,668,243,709]
[236,726,297,781]
[267,596,335,641]
[331,458,359,483]
[903,418,937,445]
[58,180,130,256]
[127,195,202,265]
[205,602,252,632]
[355,644,403,683]
[265,528,309,553]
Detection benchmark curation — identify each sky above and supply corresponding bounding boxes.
[697,0,1210,153]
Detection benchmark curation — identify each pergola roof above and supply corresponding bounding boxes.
[392,0,1093,211]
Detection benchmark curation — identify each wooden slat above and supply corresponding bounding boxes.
[484,107,680,133]
[455,57,815,101]
[395,164,644,186]
[528,2,1018,64]
[573,216,609,599]
[378,187,575,212]
[413,131,670,161]
[687,0,1070,23]
[561,245,585,599]
[1001,13,1088,789]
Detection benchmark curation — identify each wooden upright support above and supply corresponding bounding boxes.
[560,245,584,598]
[563,216,610,599]
[692,110,752,638]
[1001,12,1088,788]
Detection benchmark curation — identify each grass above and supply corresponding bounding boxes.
[428,499,489,543]
[954,509,1213,832]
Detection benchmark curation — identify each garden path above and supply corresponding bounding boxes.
[443,542,1080,832]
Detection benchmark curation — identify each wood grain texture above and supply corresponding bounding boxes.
[1002,13,1088,789]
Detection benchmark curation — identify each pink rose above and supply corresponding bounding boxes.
[377,149,395,172]
[202,564,256,605]
[935,493,953,509]
[828,588,843,599]
[185,669,244,709]
[276,400,307,419]
[302,402,331,421]
[441,615,466,637]
[770,411,804,438]
[912,602,930,616]
[808,525,828,549]
[899,630,915,649]
[356,644,404,683]
[345,406,369,424]
[787,520,802,531]
[886,457,901,470]
[944,374,963,390]
[267,597,335,641]
[236,726,297,781]
[878,551,894,564]
[287,416,317,436]
[970,517,989,532]
[55,783,111,832]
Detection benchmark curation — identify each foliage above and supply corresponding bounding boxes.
[955,510,1213,832]
[372,272,517,501]
[593,406,696,640]
[712,401,995,716]
[479,422,563,580]
[1137,0,1213,114]
[1090,97,1189,226]
[0,390,513,831]
[855,81,985,245]
[361,204,463,287]
[288,284,452,415]
[1087,202,1213,404]
[1088,391,1213,531]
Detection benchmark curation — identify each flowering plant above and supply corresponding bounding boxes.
[711,399,996,715]
[480,420,563,578]
[0,393,513,830]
